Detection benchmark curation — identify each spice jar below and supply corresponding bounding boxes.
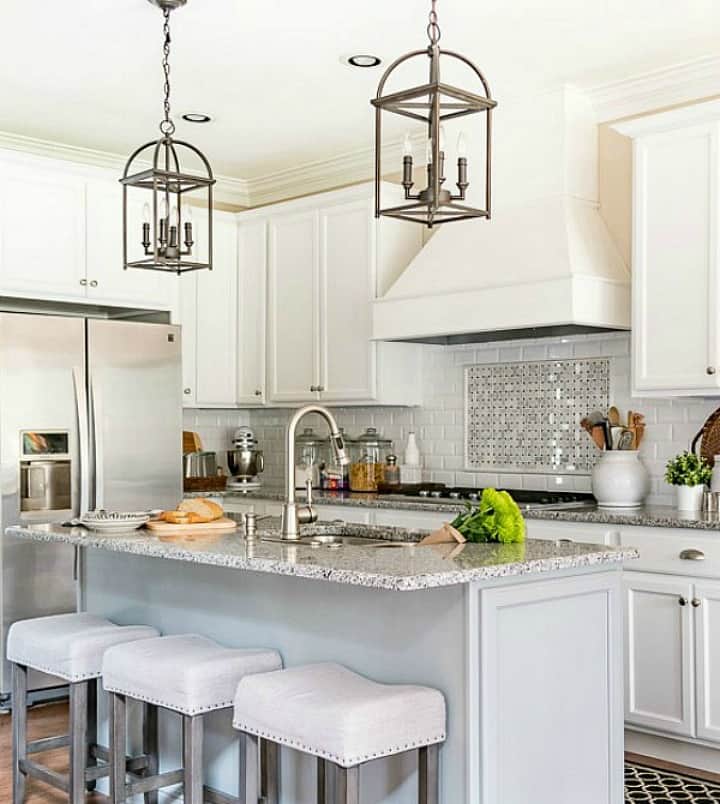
[384,454,400,487]
[349,427,393,492]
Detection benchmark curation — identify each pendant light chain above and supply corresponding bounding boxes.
[159,8,175,137]
[427,0,441,45]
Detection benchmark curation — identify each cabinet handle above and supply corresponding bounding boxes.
[679,596,688,606]
[317,386,325,392]
[679,549,705,561]
[254,389,263,397]
[89,280,98,287]
[310,385,317,392]
[692,598,701,608]
[708,367,717,375]
[79,279,88,286]
[183,388,192,395]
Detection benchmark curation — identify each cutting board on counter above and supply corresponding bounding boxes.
[144,517,238,535]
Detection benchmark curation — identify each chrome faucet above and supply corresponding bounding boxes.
[281,405,349,540]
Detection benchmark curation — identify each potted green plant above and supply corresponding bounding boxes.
[665,451,712,511]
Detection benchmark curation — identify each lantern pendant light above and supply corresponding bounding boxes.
[372,0,496,227]
[121,0,215,274]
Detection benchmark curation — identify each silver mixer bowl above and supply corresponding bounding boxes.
[227,448,264,478]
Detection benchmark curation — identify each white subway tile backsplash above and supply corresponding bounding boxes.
[185,332,716,505]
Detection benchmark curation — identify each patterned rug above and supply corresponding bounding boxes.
[626,762,720,802]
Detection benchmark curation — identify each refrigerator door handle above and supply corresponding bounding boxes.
[72,366,90,515]
[90,376,104,511]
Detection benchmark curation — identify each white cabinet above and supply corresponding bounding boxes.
[694,580,720,743]
[267,209,319,402]
[85,180,176,310]
[259,183,423,406]
[624,571,695,737]
[615,105,720,395]
[237,219,267,405]
[0,162,86,299]
[179,209,238,407]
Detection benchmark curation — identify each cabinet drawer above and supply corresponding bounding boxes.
[620,527,720,579]
[525,519,619,545]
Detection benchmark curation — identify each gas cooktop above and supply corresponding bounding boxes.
[390,486,595,510]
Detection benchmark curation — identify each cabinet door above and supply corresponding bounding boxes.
[194,212,238,407]
[624,572,695,737]
[0,164,86,298]
[318,199,377,401]
[694,580,720,743]
[85,181,176,310]
[632,123,720,392]
[237,219,267,405]
[178,272,198,406]
[267,210,319,402]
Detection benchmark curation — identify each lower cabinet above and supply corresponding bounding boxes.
[624,570,720,745]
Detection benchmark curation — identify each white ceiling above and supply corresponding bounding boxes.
[0,0,718,180]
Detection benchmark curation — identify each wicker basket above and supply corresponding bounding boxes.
[183,475,228,493]
[692,407,720,467]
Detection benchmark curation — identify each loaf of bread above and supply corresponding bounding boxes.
[177,497,224,522]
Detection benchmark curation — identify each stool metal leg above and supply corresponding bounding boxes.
[238,731,259,804]
[69,680,88,804]
[317,758,326,804]
[12,663,27,804]
[261,739,279,804]
[335,765,359,804]
[109,692,127,804]
[183,714,204,804]
[86,678,98,792]
[143,703,159,804]
[418,745,439,804]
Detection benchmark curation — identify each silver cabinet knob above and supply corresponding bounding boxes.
[692,598,701,608]
[679,549,705,561]
[310,385,317,392]
[708,367,716,375]
[679,596,688,607]
[79,279,88,286]
[183,388,192,395]
[89,280,98,287]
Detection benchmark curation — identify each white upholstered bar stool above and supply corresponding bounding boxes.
[7,612,160,804]
[102,634,282,804]
[233,663,447,804]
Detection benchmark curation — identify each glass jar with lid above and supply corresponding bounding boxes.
[349,427,393,492]
[321,428,353,491]
[294,427,328,489]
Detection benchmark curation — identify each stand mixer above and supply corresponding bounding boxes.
[226,427,264,491]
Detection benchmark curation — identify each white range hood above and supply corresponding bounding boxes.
[373,88,630,344]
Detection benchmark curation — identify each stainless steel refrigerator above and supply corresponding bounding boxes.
[0,313,182,702]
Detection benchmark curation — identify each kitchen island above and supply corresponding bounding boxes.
[8,521,637,804]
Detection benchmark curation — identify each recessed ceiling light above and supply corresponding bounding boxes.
[345,54,382,68]
[181,112,212,123]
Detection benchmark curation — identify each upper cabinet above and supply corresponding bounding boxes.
[258,183,424,406]
[616,104,720,396]
[0,153,176,311]
[236,219,267,405]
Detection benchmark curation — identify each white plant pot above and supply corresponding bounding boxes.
[592,451,650,508]
[676,484,706,512]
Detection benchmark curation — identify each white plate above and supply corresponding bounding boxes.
[80,514,149,532]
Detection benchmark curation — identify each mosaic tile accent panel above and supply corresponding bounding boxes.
[465,358,610,474]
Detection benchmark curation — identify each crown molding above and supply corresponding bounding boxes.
[0,130,251,206]
[244,134,426,207]
[585,55,720,122]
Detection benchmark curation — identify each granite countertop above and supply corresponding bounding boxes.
[189,487,720,532]
[6,520,636,593]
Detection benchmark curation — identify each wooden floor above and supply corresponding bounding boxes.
[0,701,105,803]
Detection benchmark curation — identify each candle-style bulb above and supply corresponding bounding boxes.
[457,132,468,158]
[402,133,413,158]
[425,137,433,165]
[439,125,446,152]
[159,198,169,220]
[142,203,151,223]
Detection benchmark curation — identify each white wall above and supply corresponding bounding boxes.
[184,331,719,506]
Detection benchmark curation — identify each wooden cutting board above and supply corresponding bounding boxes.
[145,517,238,535]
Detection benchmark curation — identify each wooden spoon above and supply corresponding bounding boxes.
[608,406,621,427]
